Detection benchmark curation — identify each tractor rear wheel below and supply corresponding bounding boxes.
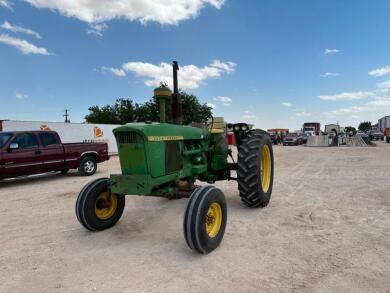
[183,186,227,254]
[76,178,125,231]
[237,130,274,208]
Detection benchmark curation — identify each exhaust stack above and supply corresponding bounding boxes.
[171,61,182,125]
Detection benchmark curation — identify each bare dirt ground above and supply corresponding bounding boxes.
[1,142,390,293]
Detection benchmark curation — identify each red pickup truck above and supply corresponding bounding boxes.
[0,131,109,180]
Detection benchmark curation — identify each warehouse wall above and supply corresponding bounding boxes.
[1,120,121,154]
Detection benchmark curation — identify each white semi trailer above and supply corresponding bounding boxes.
[0,120,121,154]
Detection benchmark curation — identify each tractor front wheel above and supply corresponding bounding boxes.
[237,130,274,208]
[76,178,125,231]
[183,186,227,254]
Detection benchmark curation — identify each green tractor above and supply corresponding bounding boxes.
[76,61,274,254]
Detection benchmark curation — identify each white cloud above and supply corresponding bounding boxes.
[295,111,311,117]
[324,97,390,116]
[103,60,235,89]
[376,88,389,94]
[214,96,232,106]
[100,66,126,77]
[324,48,340,55]
[206,102,216,109]
[210,60,235,73]
[321,72,340,77]
[24,0,224,25]
[377,80,390,89]
[318,91,374,101]
[369,65,390,77]
[282,102,292,107]
[15,92,29,100]
[242,114,256,120]
[87,23,108,37]
[0,33,51,55]
[242,110,256,120]
[0,0,13,10]
[1,21,41,39]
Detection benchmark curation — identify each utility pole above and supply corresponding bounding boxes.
[64,109,70,123]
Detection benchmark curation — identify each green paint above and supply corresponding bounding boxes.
[111,121,238,198]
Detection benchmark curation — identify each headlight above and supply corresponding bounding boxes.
[234,125,241,131]
[241,124,248,131]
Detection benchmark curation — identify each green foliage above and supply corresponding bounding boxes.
[358,121,372,131]
[345,126,356,135]
[181,92,213,125]
[85,91,213,125]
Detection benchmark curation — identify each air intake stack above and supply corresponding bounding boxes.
[171,61,182,125]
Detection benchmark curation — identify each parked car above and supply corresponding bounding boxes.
[356,130,366,136]
[356,131,369,139]
[368,130,384,141]
[302,133,309,144]
[268,132,278,145]
[0,131,109,180]
[283,133,303,146]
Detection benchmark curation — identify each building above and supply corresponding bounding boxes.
[0,120,121,154]
[324,124,340,134]
[267,128,289,135]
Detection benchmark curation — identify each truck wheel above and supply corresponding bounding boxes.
[79,157,97,176]
[183,186,227,254]
[76,178,125,231]
[237,129,274,208]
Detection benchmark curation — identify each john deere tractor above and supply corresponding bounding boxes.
[76,61,274,254]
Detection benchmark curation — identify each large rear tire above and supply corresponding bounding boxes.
[237,130,274,208]
[183,186,227,254]
[76,178,125,231]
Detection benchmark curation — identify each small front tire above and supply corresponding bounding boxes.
[183,186,227,254]
[76,178,125,231]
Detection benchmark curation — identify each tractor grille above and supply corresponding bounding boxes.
[165,141,182,173]
[116,132,143,144]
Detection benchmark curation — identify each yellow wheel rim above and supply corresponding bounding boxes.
[261,145,272,193]
[94,192,118,220]
[205,202,223,238]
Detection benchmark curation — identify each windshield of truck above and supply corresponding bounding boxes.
[0,133,12,148]
[304,127,315,132]
[287,133,298,137]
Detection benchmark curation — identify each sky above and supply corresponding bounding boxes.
[1,0,390,131]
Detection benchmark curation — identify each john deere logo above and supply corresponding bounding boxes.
[94,127,104,138]
[40,124,51,131]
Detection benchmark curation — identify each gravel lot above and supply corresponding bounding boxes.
[1,142,389,292]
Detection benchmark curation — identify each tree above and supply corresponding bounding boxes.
[358,121,372,132]
[85,98,135,124]
[181,91,213,124]
[85,90,213,125]
[345,126,356,135]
